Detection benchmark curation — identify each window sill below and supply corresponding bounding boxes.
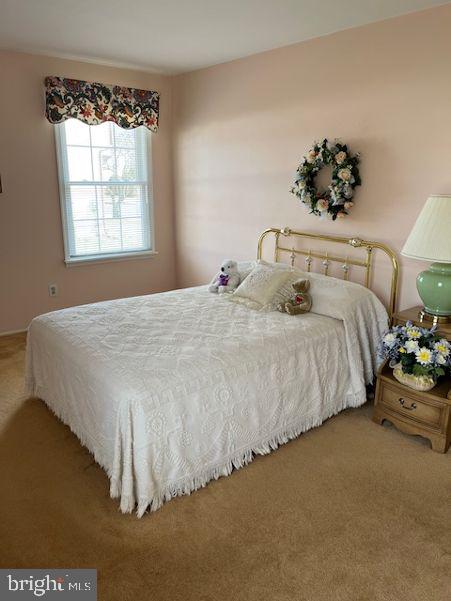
[65,250,158,267]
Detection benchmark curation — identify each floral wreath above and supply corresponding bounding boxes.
[290,139,361,220]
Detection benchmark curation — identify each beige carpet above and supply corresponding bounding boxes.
[0,333,450,601]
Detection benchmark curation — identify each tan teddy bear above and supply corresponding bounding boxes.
[277,279,312,315]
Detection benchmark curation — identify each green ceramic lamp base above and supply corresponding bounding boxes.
[417,262,451,320]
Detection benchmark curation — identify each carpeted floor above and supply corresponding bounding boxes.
[0,333,450,601]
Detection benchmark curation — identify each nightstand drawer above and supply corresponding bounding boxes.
[381,384,442,428]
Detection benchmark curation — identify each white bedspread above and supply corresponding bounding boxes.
[26,283,387,516]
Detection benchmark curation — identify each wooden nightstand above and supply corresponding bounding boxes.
[392,305,451,340]
[373,306,451,453]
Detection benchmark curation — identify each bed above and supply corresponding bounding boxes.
[25,227,399,516]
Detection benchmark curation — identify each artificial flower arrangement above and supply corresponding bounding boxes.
[378,321,451,391]
[290,138,361,220]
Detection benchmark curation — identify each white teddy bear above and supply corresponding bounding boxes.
[208,260,241,294]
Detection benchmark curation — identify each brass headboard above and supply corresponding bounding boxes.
[257,227,399,322]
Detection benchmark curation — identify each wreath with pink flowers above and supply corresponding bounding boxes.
[290,139,361,220]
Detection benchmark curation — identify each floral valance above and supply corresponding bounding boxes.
[45,76,159,132]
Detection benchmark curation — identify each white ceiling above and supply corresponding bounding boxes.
[0,0,447,74]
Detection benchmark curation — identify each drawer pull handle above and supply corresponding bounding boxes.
[399,398,417,410]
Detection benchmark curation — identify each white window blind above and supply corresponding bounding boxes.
[55,119,153,263]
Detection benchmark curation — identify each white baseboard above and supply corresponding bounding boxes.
[0,328,28,337]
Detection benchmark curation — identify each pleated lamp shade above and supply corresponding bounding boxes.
[401,195,451,263]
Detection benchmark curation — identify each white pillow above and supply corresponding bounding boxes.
[228,263,292,310]
[271,269,388,320]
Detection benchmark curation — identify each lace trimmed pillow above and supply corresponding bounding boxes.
[253,260,310,310]
[237,261,256,282]
[227,263,292,310]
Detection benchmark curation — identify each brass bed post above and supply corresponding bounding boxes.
[274,232,280,263]
[365,247,373,289]
[367,241,399,324]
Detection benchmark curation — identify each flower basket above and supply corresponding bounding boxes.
[392,363,436,392]
[378,321,450,391]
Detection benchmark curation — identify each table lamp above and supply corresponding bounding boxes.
[401,195,451,323]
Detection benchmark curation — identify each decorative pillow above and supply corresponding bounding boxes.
[228,263,292,310]
[237,259,291,284]
[255,262,310,310]
[237,261,256,282]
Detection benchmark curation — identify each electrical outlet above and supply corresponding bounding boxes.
[48,283,58,297]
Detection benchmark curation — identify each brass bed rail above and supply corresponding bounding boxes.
[257,227,399,322]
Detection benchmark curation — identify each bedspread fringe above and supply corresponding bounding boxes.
[111,388,366,518]
[31,383,116,486]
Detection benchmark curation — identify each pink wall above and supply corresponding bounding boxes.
[2,5,451,334]
[0,51,176,334]
[173,5,451,312]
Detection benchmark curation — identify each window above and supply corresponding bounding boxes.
[55,119,154,263]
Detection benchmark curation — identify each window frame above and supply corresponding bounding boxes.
[54,120,156,266]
